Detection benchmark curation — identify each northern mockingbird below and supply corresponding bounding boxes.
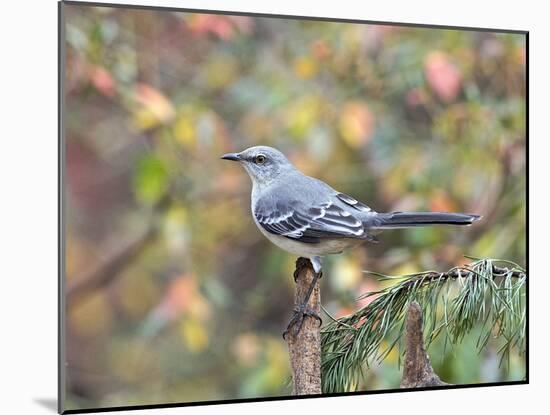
[222,145,480,336]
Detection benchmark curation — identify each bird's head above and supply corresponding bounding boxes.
[221,146,294,186]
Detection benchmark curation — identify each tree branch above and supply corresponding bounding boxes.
[285,257,322,395]
[66,196,171,309]
[66,225,158,309]
[400,301,447,388]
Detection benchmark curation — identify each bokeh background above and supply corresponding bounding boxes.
[62,3,526,411]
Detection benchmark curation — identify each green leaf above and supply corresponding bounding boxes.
[133,155,169,205]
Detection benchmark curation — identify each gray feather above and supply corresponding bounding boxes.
[369,212,481,229]
[253,175,372,243]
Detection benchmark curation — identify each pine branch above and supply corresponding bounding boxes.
[321,258,526,393]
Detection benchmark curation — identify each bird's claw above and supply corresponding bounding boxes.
[282,306,322,339]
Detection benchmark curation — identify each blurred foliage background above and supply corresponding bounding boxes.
[63,3,526,411]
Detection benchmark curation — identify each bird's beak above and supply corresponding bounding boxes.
[221,152,241,162]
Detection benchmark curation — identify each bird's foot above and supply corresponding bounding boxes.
[282,305,322,339]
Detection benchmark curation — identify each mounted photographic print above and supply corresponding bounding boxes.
[59,1,528,413]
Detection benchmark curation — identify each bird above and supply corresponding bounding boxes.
[221,145,480,336]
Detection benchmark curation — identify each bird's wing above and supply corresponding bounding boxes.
[335,192,374,213]
[254,197,367,244]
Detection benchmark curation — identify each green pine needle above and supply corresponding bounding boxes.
[321,258,526,393]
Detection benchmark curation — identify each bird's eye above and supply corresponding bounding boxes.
[255,154,266,164]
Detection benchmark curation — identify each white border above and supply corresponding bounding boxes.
[1,1,545,414]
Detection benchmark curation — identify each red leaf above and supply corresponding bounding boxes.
[90,66,116,98]
[424,51,462,102]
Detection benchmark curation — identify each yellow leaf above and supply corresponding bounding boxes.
[331,257,361,291]
[180,318,209,353]
[338,101,375,148]
[163,205,190,253]
[166,204,189,226]
[286,96,321,138]
[131,83,175,130]
[293,56,318,79]
[173,115,196,147]
[205,55,238,88]
[132,108,158,130]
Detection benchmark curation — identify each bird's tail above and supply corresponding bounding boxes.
[372,212,481,229]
